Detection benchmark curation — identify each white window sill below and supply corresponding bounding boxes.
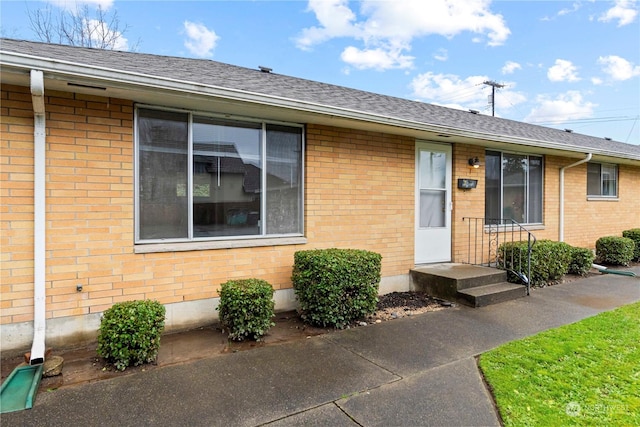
[587,197,619,201]
[134,236,307,254]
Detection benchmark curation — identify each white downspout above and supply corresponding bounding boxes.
[30,69,46,365]
[559,153,592,242]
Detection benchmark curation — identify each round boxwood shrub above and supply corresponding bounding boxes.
[292,248,381,329]
[622,229,640,261]
[97,300,166,371]
[568,246,595,276]
[596,236,635,266]
[217,279,275,341]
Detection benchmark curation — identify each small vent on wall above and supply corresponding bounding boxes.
[67,82,107,90]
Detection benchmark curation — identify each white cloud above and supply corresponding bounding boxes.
[525,91,596,123]
[542,1,582,20]
[501,61,522,75]
[183,21,219,58]
[433,48,448,62]
[296,0,511,70]
[598,55,640,80]
[599,0,638,26]
[547,59,580,82]
[296,0,358,50]
[496,89,527,112]
[39,1,127,49]
[341,46,414,70]
[411,72,487,104]
[558,2,582,16]
[84,17,128,50]
[591,77,604,85]
[410,72,525,112]
[47,0,114,11]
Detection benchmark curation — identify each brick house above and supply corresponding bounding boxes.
[2,39,639,356]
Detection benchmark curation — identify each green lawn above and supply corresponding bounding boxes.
[479,301,640,426]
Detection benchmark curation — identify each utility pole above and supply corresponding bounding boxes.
[483,80,505,117]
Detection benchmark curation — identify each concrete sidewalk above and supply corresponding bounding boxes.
[2,269,638,426]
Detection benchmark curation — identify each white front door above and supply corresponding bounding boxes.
[415,141,452,264]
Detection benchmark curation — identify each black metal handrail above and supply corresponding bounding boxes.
[461,217,536,295]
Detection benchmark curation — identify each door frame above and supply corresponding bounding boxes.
[415,140,452,264]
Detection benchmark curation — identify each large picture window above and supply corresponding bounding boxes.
[587,162,617,197]
[485,151,543,224]
[136,108,303,242]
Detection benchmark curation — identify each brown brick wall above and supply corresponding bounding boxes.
[559,159,640,248]
[451,148,640,263]
[2,83,639,327]
[305,124,415,276]
[2,84,37,324]
[451,144,486,262]
[1,86,416,325]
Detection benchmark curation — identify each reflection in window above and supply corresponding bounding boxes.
[138,109,189,240]
[419,150,446,228]
[136,108,303,242]
[587,163,618,197]
[192,118,262,237]
[485,151,543,224]
[266,124,303,234]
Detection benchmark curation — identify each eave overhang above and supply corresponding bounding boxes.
[2,50,639,166]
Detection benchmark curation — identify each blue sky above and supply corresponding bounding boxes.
[2,0,639,144]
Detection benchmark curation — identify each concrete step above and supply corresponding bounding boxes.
[457,282,527,308]
[410,263,508,300]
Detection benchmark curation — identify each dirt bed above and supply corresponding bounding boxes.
[1,291,452,390]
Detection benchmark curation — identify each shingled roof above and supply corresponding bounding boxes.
[2,38,639,160]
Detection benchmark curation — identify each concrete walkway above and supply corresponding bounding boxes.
[2,269,639,426]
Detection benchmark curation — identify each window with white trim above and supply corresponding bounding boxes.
[136,107,303,243]
[587,162,617,197]
[485,151,543,224]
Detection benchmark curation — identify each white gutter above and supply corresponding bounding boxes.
[30,69,46,365]
[559,153,592,242]
[3,51,640,162]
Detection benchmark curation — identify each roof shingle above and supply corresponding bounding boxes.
[1,38,639,159]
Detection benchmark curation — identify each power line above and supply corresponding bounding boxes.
[531,115,638,125]
[625,117,638,143]
[434,82,484,104]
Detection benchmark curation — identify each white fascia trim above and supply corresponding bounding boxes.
[3,51,639,162]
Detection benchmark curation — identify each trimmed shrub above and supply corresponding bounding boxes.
[97,300,166,371]
[568,247,595,276]
[292,248,381,329]
[217,279,275,341]
[499,240,572,287]
[622,229,640,261]
[596,236,635,266]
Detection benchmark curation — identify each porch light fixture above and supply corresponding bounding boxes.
[468,157,481,168]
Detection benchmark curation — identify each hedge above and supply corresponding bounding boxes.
[292,248,381,329]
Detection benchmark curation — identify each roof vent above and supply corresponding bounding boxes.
[468,109,480,114]
[604,137,612,141]
[258,66,272,73]
[564,129,573,133]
